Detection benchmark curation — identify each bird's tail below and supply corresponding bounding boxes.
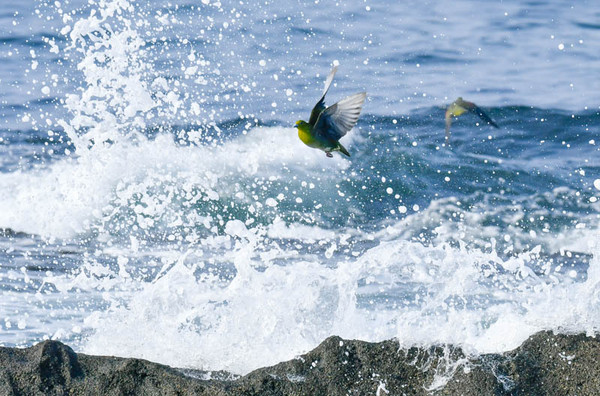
[337,142,350,157]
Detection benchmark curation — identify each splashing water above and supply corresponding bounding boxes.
[1,0,600,377]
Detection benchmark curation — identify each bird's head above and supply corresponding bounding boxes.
[294,120,309,129]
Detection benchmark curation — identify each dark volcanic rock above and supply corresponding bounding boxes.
[499,332,600,395]
[0,341,227,395]
[1,331,600,395]
[238,336,501,395]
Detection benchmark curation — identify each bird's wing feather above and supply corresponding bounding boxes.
[458,99,475,110]
[314,92,366,140]
[445,108,453,144]
[309,66,338,126]
[470,105,499,128]
[445,103,466,144]
[321,65,338,98]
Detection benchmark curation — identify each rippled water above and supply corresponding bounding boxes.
[1,0,599,376]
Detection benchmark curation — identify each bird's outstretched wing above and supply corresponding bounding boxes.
[471,104,499,128]
[309,66,338,126]
[457,98,498,128]
[444,111,454,144]
[445,101,467,143]
[314,92,366,141]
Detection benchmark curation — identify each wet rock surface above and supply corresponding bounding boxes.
[1,331,599,395]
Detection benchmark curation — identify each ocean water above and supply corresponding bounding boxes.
[1,0,600,380]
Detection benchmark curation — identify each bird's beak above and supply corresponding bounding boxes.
[293,124,298,128]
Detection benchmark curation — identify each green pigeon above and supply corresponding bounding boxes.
[294,66,366,158]
[445,97,499,144]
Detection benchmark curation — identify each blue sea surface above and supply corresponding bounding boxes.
[0,0,599,378]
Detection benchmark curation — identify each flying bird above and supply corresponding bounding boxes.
[294,66,366,158]
[445,97,499,144]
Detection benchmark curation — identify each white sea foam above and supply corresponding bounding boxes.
[378,191,600,255]
[69,224,600,374]
[0,127,350,240]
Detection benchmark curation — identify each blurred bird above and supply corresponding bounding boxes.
[445,97,499,144]
[295,66,366,158]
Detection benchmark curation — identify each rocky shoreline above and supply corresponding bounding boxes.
[1,331,599,395]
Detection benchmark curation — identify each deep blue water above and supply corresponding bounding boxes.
[0,0,599,378]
